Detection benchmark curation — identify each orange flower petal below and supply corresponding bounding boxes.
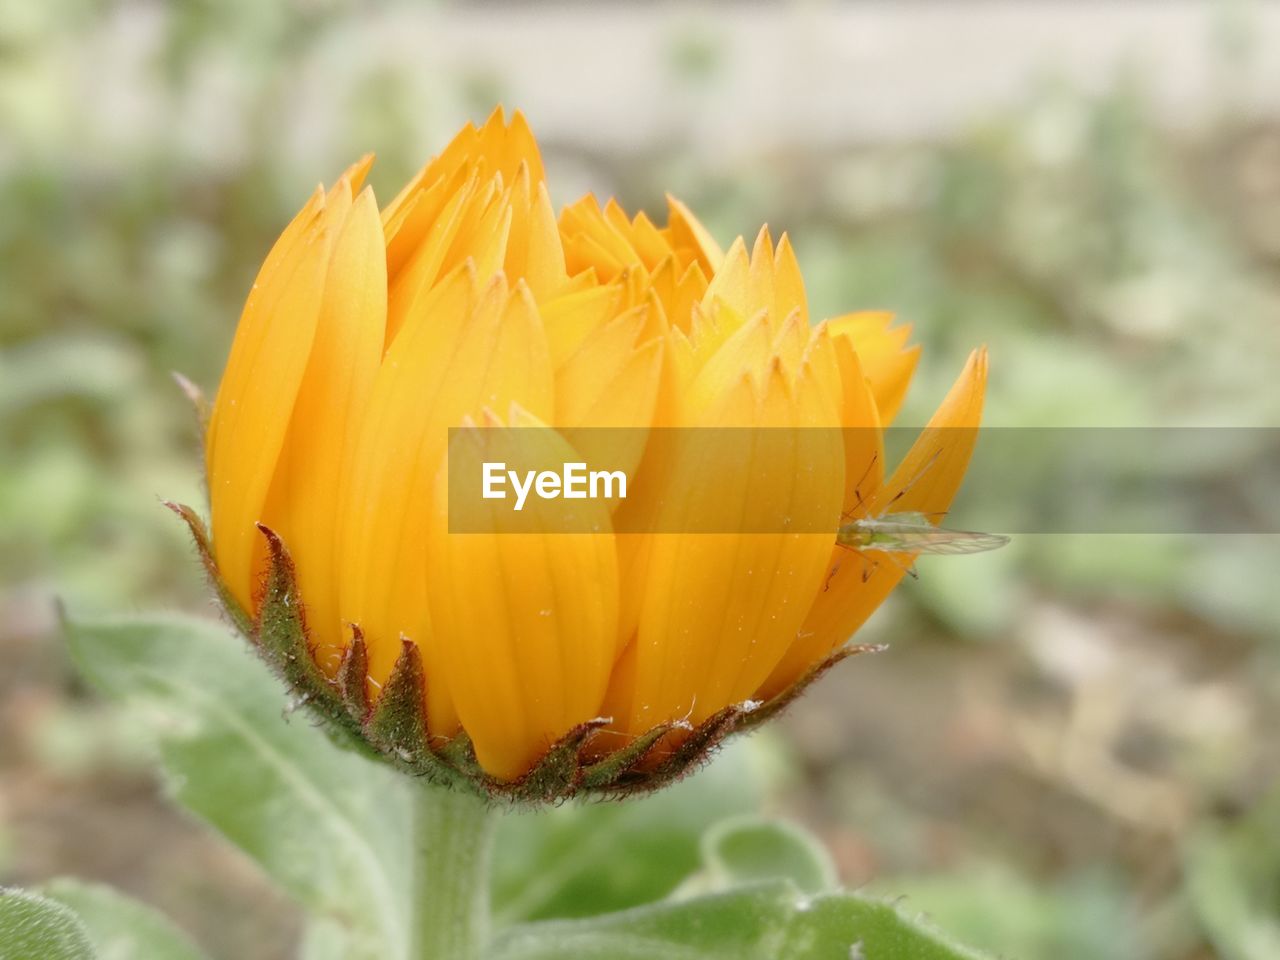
[828,311,921,425]
[337,273,553,732]
[260,184,386,673]
[207,190,329,609]
[760,347,988,698]
[426,408,618,780]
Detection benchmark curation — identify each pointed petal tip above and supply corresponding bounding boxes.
[343,153,376,192]
[753,223,774,256]
[480,270,510,300]
[961,345,989,391]
[780,306,805,333]
[664,191,694,219]
[510,275,538,307]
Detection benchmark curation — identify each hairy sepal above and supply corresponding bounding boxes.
[170,505,883,803]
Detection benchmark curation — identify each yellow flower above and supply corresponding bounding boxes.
[194,108,988,792]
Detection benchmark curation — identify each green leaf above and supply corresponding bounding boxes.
[491,740,763,924]
[41,879,209,960]
[701,817,836,895]
[63,614,410,960]
[0,888,96,960]
[491,885,794,960]
[489,883,993,960]
[784,892,995,960]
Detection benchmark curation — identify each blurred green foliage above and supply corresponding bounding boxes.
[2,3,1278,960]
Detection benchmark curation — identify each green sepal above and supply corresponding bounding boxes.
[579,721,683,790]
[364,639,469,790]
[162,501,251,636]
[252,523,383,760]
[437,727,481,772]
[631,703,748,795]
[593,642,885,797]
[170,506,887,804]
[253,524,346,715]
[336,627,371,720]
[735,642,886,735]
[508,718,611,804]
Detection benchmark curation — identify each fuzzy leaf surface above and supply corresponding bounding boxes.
[64,614,410,960]
[41,880,210,960]
[489,883,994,960]
[0,888,95,960]
[701,817,837,895]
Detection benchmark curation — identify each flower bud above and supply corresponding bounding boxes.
[174,109,988,801]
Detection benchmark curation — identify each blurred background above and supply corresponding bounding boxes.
[2,2,1278,958]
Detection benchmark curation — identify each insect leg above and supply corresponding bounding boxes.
[883,446,944,510]
[823,561,842,592]
[841,451,880,523]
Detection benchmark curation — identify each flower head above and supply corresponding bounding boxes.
[177,108,988,799]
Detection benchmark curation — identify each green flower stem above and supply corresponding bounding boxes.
[408,784,498,960]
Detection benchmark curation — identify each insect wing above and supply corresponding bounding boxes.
[858,517,1010,555]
